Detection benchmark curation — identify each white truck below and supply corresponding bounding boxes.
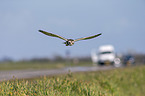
[98,45,115,65]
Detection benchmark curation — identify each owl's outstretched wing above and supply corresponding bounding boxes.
[39,30,67,41]
[74,33,102,42]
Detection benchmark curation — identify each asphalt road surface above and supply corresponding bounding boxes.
[0,66,115,81]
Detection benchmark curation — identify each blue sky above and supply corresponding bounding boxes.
[0,0,145,60]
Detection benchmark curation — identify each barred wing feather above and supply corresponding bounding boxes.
[74,33,102,42]
[39,30,67,41]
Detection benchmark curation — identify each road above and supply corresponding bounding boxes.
[0,66,115,81]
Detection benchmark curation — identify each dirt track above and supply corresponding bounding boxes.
[0,66,114,81]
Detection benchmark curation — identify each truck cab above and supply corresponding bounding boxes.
[98,45,115,65]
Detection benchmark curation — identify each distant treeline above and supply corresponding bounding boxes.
[134,53,145,64]
[0,55,92,64]
[29,56,92,63]
[0,53,145,64]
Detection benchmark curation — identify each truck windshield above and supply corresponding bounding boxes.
[100,51,112,54]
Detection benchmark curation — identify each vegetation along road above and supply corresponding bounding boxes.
[0,66,114,81]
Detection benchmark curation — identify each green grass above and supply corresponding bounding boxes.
[0,61,92,70]
[0,65,145,96]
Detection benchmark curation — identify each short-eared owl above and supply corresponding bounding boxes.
[39,30,102,46]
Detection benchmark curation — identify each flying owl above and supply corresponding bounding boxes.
[39,30,102,46]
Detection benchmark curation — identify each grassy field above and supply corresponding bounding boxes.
[0,61,92,70]
[0,65,145,96]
